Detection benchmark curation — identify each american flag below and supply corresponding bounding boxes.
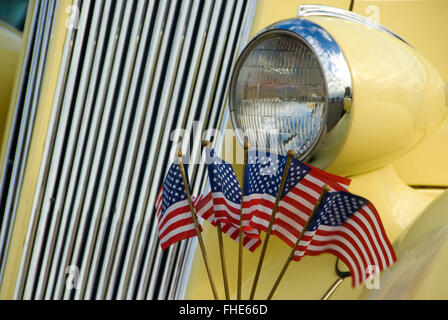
[245,151,351,249]
[194,147,261,252]
[294,190,397,287]
[204,147,253,229]
[155,162,200,250]
[195,193,261,252]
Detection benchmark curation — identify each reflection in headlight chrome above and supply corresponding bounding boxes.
[230,19,352,169]
[232,34,326,157]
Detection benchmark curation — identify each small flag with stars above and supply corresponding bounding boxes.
[155,162,201,250]
[194,147,261,251]
[195,193,261,252]
[244,151,351,248]
[203,147,254,230]
[270,162,352,250]
[293,190,397,287]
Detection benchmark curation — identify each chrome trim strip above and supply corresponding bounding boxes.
[297,4,411,46]
[23,0,87,300]
[14,0,77,299]
[24,0,91,299]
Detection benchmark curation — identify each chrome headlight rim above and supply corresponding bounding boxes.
[229,18,353,168]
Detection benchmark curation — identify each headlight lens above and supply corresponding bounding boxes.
[230,32,327,158]
[229,19,352,167]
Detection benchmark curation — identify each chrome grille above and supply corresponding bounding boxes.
[4,0,256,299]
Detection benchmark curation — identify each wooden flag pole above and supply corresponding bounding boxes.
[216,222,230,300]
[203,140,230,300]
[249,150,296,300]
[237,141,249,300]
[266,184,330,300]
[177,150,219,300]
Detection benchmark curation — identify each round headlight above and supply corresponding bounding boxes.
[229,19,352,167]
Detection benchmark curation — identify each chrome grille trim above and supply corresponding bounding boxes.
[7,0,257,300]
[22,0,94,300]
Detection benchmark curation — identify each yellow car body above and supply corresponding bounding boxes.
[0,0,447,300]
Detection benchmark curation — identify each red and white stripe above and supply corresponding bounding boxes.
[206,191,253,230]
[195,192,261,252]
[248,166,351,243]
[291,202,396,287]
[155,187,200,250]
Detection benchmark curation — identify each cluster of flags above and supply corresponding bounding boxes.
[155,146,396,290]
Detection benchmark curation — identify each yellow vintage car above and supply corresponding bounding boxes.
[0,0,446,300]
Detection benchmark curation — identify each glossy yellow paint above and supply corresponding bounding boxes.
[351,0,448,187]
[0,23,22,172]
[0,0,72,299]
[353,0,448,84]
[305,16,447,176]
[394,115,448,187]
[361,189,448,299]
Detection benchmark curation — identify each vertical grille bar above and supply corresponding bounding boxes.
[115,0,205,300]
[100,0,173,300]
[14,0,79,299]
[51,0,127,300]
